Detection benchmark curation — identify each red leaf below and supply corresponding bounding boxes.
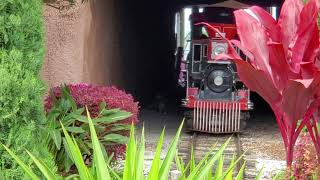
[233,59,281,105]
[278,0,304,52]
[268,42,289,91]
[230,39,256,66]
[291,0,320,64]
[309,71,320,97]
[249,6,281,42]
[300,62,318,79]
[281,80,311,131]
[234,10,272,77]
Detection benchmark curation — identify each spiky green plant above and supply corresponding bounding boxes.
[2,108,273,180]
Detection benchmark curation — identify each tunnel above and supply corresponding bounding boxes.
[43,0,283,114]
[112,0,282,114]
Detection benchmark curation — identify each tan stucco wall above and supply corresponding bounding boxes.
[42,0,123,88]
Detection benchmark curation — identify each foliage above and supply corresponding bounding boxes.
[45,83,139,158]
[0,0,56,179]
[3,110,269,180]
[46,85,132,172]
[175,146,247,180]
[198,0,320,168]
[293,133,320,179]
[304,0,320,26]
[45,83,139,123]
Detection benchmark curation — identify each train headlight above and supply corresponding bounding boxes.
[212,42,228,59]
[206,65,233,93]
[213,75,224,86]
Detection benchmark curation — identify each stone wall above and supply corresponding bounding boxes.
[42,0,123,88]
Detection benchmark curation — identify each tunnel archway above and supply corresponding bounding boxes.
[113,0,283,111]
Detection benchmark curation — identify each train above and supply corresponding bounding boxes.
[174,5,258,134]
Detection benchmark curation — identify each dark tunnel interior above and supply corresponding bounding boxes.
[115,0,179,108]
[114,0,282,114]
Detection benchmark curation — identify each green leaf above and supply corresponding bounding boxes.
[135,126,145,180]
[64,108,85,124]
[61,85,77,110]
[123,124,137,180]
[187,143,218,179]
[206,159,212,180]
[108,124,132,132]
[107,164,121,180]
[26,150,59,180]
[65,126,85,133]
[255,166,264,180]
[225,154,236,180]
[159,120,184,180]
[95,111,132,123]
[101,108,121,116]
[72,114,90,123]
[217,153,246,180]
[99,102,107,111]
[188,137,231,180]
[175,152,185,179]
[75,138,91,155]
[148,128,165,180]
[103,134,129,144]
[86,107,111,180]
[2,145,39,180]
[214,155,224,179]
[235,161,246,180]
[50,130,62,150]
[65,174,80,180]
[61,122,93,180]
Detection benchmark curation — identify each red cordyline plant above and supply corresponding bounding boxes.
[199,0,320,167]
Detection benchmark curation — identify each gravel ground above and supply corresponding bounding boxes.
[137,109,183,153]
[241,112,286,160]
[240,112,286,179]
[137,109,287,179]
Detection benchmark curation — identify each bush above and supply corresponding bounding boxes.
[44,83,140,159]
[45,84,139,123]
[45,85,133,172]
[294,133,320,179]
[0,0,56,179]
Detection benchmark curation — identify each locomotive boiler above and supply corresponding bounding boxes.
[175,6,253,133]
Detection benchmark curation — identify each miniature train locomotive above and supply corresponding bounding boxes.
[175,6,253,133]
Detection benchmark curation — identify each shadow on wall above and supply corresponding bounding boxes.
[42,0,180,107]
[42,0,123,88]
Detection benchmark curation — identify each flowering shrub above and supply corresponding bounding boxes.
[45,83,139,159]
[45,83,139,124]
[294,133,319,179]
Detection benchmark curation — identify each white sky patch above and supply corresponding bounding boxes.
[271,6,277,20]
[244,8,260,22]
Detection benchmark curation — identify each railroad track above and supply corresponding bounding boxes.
[178,132,258,179]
